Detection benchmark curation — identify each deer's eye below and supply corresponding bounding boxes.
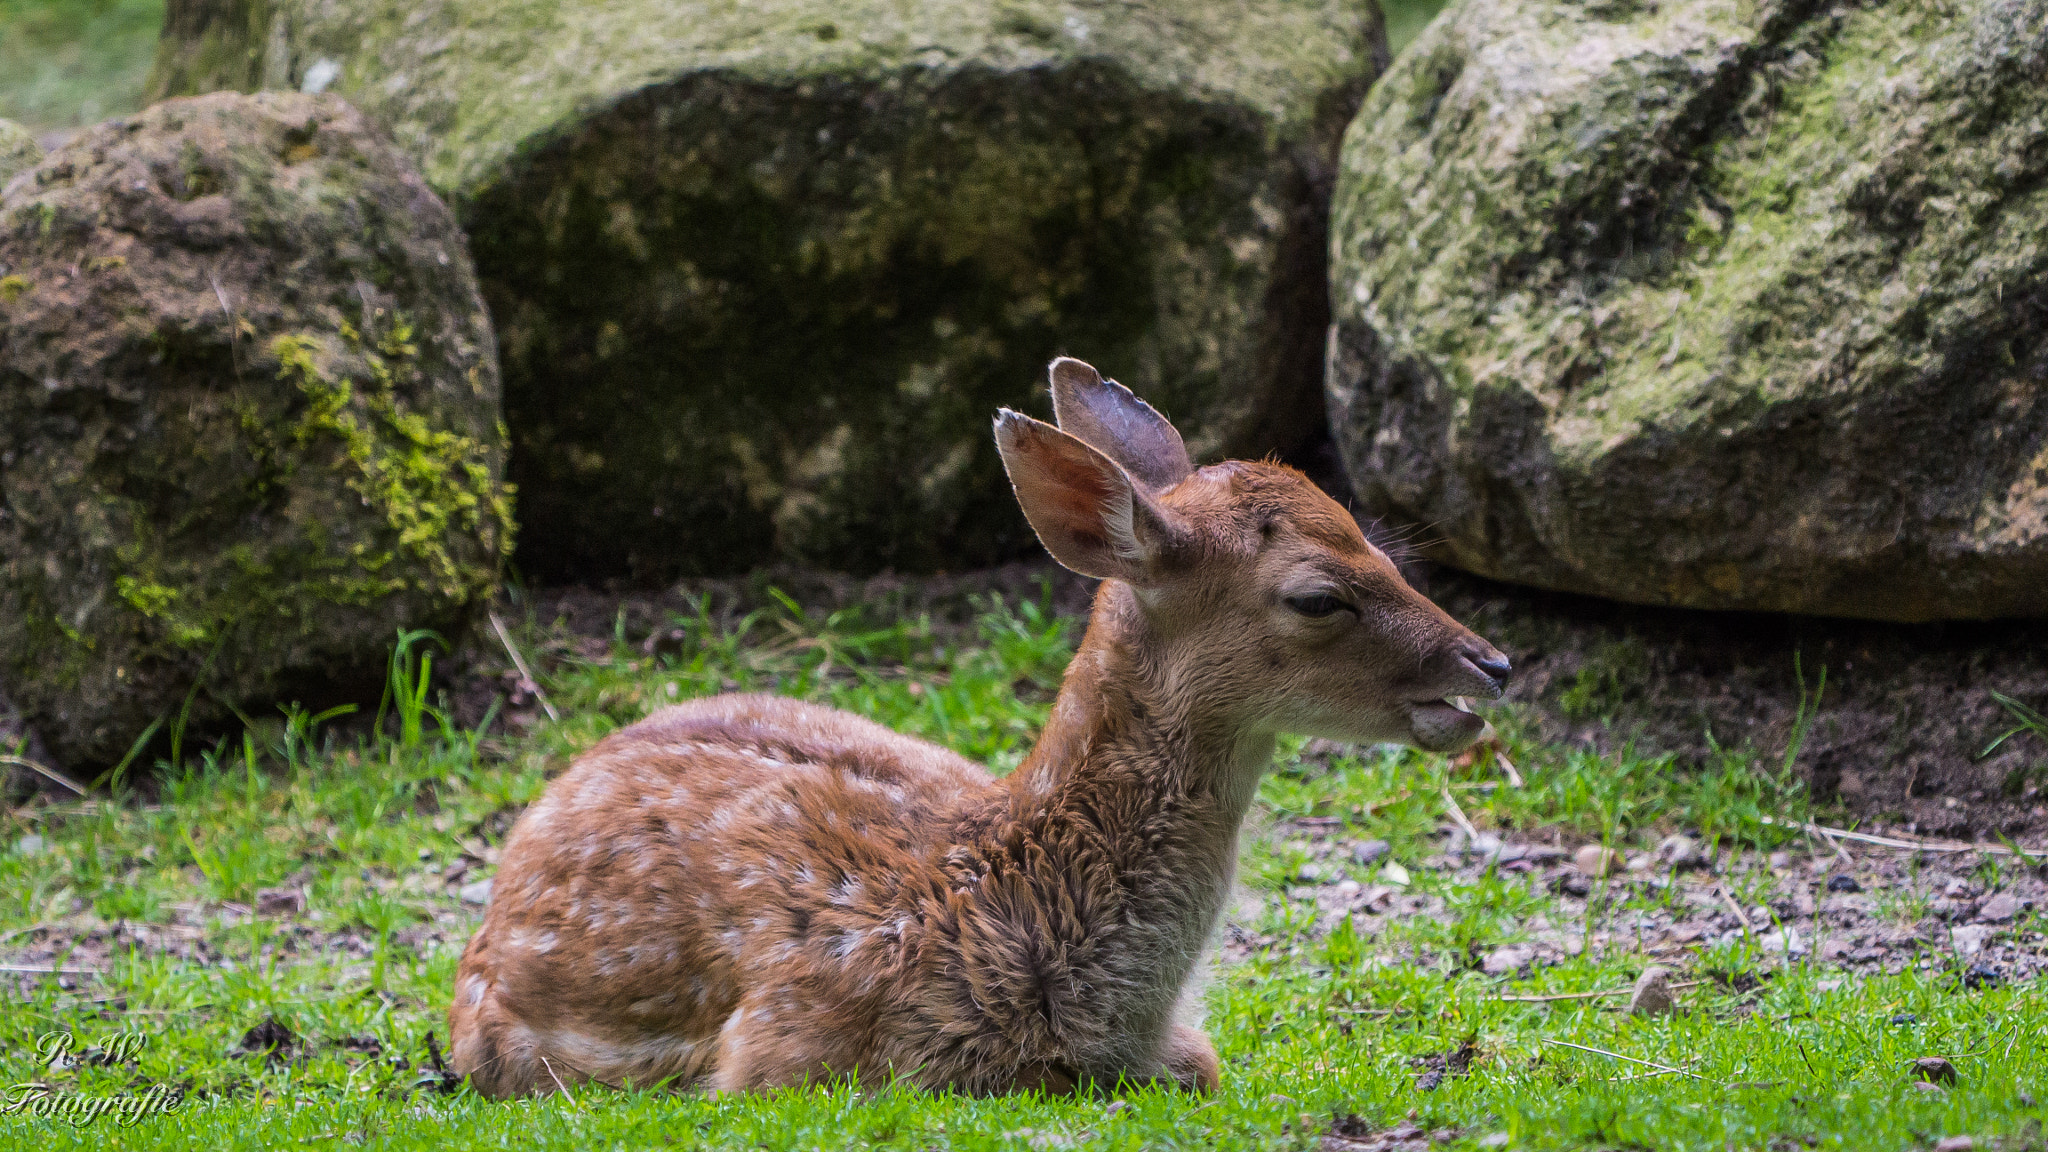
[1284,593,1351,618]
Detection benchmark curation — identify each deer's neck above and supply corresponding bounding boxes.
[1002,582,1273,923]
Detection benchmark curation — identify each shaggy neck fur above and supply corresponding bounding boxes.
[977,581,1274,1069]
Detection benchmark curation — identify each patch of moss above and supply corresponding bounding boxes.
[272,325,514,603]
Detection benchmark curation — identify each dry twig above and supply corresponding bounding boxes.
[0,754,86,796]
[1760,816,2040,860]
[489,611,560,723]
[1497,980,1704,1003]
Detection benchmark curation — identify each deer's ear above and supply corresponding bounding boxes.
[1047,357,1192,491]
[994,409,1184,584]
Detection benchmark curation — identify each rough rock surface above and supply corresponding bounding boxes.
[1328,0,2048,620]
[0,92,512,769]
[0,121,38,189]
[154,0,1386,580]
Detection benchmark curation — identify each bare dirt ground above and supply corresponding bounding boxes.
[1424,569,2048,843]
[1232,811,2048,988]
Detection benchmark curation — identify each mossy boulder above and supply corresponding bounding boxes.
[0,121,38,189]
[152,0,1387,580]
[0,92,513,769]
[1328,0,2048,621]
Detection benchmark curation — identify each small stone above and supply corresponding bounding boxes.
[1913,1056,1960,1086]
[1572,845,1614,878]
[1297,862,1326,884]
[1334,879,1363,900]
[1757,928,1807,957]
[1934,1137,1975,1152]
[1964,963,2003,989]
[1627,965,1677,1017]
[1657,834,1707,871]
[1976,893,2022,923]
[1951,925,1992,956]
[254,887,306,917]
[1768,851,1791,869]
[1483,945,1534,976]
[1826,874,1862,893]
[1558,874,1592,898]
[1470,833,1504,859]
[13,834,42,856]
[459,878,494,906]
[1351,839,1391,866]
[1626,854,1653,872]
[1890,1013,1919,1026]
[1479,1134,1510,1148]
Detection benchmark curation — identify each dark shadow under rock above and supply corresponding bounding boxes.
[1420,567,2048,840]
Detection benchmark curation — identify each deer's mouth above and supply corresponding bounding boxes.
[1404,697,1485,752]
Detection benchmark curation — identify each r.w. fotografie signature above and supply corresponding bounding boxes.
[2,1030,183,1126]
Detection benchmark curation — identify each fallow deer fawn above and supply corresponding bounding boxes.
[449,358,1509,1097]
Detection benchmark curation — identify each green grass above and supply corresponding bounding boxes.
[0,586,2040,1149]
[0,0,163,132]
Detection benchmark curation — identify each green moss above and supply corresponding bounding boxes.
[271,325,514,604]
[1328,0,2048,618]
[114,574,179,617]
[0,274,28,303]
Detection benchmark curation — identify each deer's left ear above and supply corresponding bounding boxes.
[994,409,1185,585]
[1048,357,1193,491]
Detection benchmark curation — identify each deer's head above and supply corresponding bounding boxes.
[996,358,1508,753]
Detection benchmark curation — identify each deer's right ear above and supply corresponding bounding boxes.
[1048,357,1193,491]
[994,410,1184,584]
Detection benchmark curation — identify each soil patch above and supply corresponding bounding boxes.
[1419,568,2048,842]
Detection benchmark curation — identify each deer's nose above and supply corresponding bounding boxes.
[1461,644,1512,695]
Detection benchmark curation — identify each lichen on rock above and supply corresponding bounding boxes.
[154,0,1387,580]
[0,92,512,769]
[1328,0,2048,620]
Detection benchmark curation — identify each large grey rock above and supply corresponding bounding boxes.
[153,0,1387,580]
[1328,0,2048,620]
[0,92,512,768]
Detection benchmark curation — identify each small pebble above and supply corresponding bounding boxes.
[254,886,306,917]
[1912,1056,1960,1086]
[1572,844,1614,878]
[1768,851,1791,869]
[1628,965,1677,1017]
[1826,874,1861,893]
[1657,834,1707,871]
[13,834,42,856]
[1934,1137,1975,1152]
[1351,839,1391,866]
[459,878,494,906]
[1976,892,2022,923]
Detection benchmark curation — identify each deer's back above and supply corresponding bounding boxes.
[452,694,995,1090]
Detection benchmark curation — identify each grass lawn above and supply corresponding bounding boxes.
[0,0,162,132]
[0,580,2041,1149]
